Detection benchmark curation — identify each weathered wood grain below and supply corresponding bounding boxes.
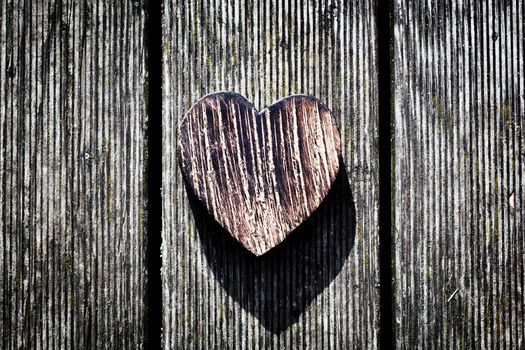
[0,1,147,348]
[162,0,379,347]
[179,92,341,256]
[394,0,525,348]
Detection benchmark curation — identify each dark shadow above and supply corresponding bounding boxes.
[187,161,356,334]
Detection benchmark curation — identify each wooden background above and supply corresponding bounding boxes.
[0,0,523,349]
[394,1,524,348]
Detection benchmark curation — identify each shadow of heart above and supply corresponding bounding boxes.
[186,160,356,334]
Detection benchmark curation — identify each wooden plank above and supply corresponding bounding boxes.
[0,1,147,348]
[394,0,525,348]
[162,0,379,347]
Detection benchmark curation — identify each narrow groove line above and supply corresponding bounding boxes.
[145,0,163,348]
[376,0,393,349]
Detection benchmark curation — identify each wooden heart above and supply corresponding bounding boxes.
[178,92,341,256]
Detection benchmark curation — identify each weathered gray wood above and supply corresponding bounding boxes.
[162,0,379,347]
[0,1,147,348]
[394,0,525,348]
[179,92,341,256]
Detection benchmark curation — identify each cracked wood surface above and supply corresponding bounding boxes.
[178,93,341,256]
[0,1,147,348]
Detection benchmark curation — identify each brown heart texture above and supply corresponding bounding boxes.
[178,92,341,256]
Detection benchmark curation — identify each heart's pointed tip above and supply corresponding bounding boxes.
[241,233,291,256]
[250,249,265,257]
[239,241,267,257]
[247,246,270,257]
[236,233,277,256]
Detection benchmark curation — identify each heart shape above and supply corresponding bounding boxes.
[178,92,341,255]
